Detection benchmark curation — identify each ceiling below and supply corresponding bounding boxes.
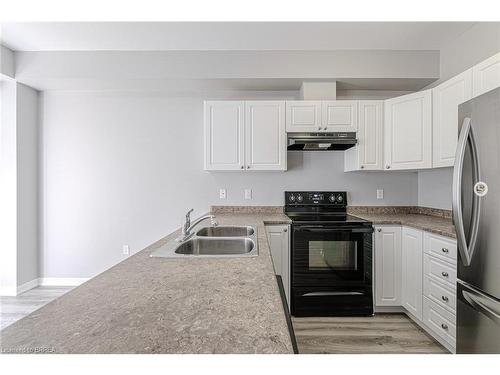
[1,22,476,52]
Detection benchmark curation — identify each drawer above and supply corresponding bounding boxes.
[423,296,456,347]
[424,275,456,314]
[424,232,457,264]
[424,254,456,288]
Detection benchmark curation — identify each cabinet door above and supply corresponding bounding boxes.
[266,225,290,307]
[357,100,383,170]
[375,226,402,306]
[321,101,358,132]
[402,227,423,320]
[285,101,322,132]
[432,70,473,168]
[472,52,500,97]
[245,101,286,171]
[384,90,432,170]
[204,101,245,171]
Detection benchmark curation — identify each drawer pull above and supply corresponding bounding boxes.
[441,323,448,330]
[442,248,449,253]
[441,272,449,277]
[441,296,449,302]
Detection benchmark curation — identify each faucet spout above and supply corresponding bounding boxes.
[177,211,217,242]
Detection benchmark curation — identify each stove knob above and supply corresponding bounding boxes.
[296,194,303,202]
[337,195,344,203]
[329,194,336,202]
[289,195,295,202]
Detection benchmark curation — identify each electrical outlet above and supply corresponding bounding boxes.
[219,188,226,199]
[122,245,130,255]
[244,189,252,200]
[377,189,384,200]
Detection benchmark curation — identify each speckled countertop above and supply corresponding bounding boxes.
[0,213,294,354]
[348,212,456,239]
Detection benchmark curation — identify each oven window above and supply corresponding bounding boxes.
[308,240,358,271]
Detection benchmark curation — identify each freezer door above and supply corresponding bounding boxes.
[455,88,500,297]
[457,281,500,353]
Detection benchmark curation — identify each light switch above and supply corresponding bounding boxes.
[244,189,252,200]
[377,189,384,200]
[219,188,227,199]
[122,245,130,255]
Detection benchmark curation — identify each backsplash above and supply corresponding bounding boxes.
[347,206,452,219]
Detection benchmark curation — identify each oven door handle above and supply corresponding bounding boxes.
[294,226,373,233]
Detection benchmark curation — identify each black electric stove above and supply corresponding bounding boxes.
[284,191,374,317]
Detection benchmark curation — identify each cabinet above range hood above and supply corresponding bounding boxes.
[287,132,357,151]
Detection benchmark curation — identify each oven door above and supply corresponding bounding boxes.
[292,224,373,286]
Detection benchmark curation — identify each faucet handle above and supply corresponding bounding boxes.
[185,208,194,220]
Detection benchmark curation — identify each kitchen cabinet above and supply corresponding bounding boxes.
[285,101,322,132]
[245,101,286,170]
[432,70,473,168]
[204,101,245,170]
[204,101,286,171]
[402,227,423,320]
[285,100,357,132]
[344,101,384,171]
[374,226,402,307]
[321,101,358,132]
[472,51,500,97]
[266,224,290,307]
[384,90,432,170]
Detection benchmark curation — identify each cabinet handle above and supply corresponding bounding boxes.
[247,165,250,169]
[442,296,449,302]
[360,165,365,169]
[377,228,382,232]
[442,247,449,253]
[386,165,391,169]
[441,272,449,277]
[441,323,448,330]
[240,166,244,169]
[283,228,288,233]
[323,127,327,130]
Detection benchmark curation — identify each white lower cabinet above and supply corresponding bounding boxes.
[265,224,290,308]
[402,227,423,320]
[423,296,456,348]
[374,226,402,306]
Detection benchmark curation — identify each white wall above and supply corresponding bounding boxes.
[1,45,15,78]
[40,91,418,278]
[0,77,18,294]
[16,83,39,285]
[418,23,500,209]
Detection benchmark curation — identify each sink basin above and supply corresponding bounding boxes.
[150,224,258,258]
[196,225,255,237]
[175,238,255,255]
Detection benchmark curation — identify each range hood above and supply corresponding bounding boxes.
[287,132,357,151]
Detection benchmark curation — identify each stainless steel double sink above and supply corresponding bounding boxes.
[150,225,258,258]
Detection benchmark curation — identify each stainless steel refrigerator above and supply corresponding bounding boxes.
[454,87,500,354]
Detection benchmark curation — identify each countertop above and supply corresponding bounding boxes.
[349,212,456,239]
[0,213,294,354]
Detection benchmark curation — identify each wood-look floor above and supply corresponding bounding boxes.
[0,286,73,330]
[292,314,448,354]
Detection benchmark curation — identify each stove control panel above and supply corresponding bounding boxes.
[285,191,347,206]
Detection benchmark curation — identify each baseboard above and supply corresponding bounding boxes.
[16,278,40,294]
[38,277,89,286]
[374,306,405,313]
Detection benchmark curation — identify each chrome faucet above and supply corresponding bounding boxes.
[177,209,218,242]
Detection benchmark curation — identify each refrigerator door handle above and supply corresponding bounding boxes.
[453,117,481,267]
[462,288,500,325]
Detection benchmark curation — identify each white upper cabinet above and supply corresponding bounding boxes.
[432,70,473,168]
[375,226,402,307]
[345,100,383,171]
[472,51,500,97]
[204,101,286,171]
[204,101,245,171]
[384,90,432,170]
[245,101,286,171]
[321,101,358,132]
[285,101,322,132]
[402,227,424,320]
